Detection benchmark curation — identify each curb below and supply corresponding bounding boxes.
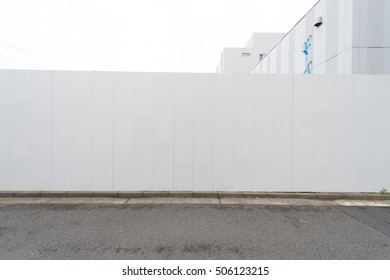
[0,191,389,200]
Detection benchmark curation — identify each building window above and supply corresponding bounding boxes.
[242,52,251,57]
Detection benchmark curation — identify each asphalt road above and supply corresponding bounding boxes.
[0,203,389,259]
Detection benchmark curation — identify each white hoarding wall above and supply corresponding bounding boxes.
[0,70,389,192]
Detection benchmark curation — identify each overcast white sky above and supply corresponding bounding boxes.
[0,0,318,72]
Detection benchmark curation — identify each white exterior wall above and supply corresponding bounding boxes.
[253,0,390,74]
[216,33,284,74]
[1,70,390,192]
[217,48,267,74]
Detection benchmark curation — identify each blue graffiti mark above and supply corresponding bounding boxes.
[302,37,312,74]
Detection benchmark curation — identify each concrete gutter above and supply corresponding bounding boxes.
[0,191,390,200]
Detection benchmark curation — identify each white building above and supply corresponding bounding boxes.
[216,33,284,74]
[252,0,390,74]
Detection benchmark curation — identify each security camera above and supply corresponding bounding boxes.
[314,16,323,27]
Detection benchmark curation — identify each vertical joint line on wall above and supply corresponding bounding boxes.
[29,70,32,190]
[251,75,254,192]
[330,77,335,191]
[172,73,176,190]
[212,74,215,191]
[152,73,155,190]
[71,72,74,190]
[8,70,12,187]
[112,72,115,191]
[131,73,135,190]
[231,78,234,189]
[91,72,95,189]
[192,73,195,191]
[130,73,135,191]
[291,74,295,192]
[50,71,53,190]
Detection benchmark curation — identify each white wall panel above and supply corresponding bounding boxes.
[293,75,334,191]
[193,74,214,190]
[0,70,10,189]
[288,30,296,73]
[292,75,314,190]
[368,48,384,74]
[310,75,334,190]
[113,72,133,190]
[344,0,354,49]
[358,48,369,74]
[271,75,293,190]
[262,61,268,74]
[174,73,194,190]
[370,76,390,189]
[30,71,51,190]
[154,73,174,190]
[351,48,362,74]
[325,56,338,74]
[350,75,372,191]
[253,75,293,191]
[294,20,306,74]
[326,0,339,60]
[338,0,354,53]
[72,71,93,190]
[337,49,348,74]
[276,45,282,74]
[384,49,390,74]
[132,73,154,190]
[232,75,253,191]
[314,62,326,74]
[352,0,362,48]
[10,70,31,190]
[267,58,271,74]
[344,48,354,74]
[252,76,274,190]
[213,74,233,190]
[93,72,114,191]
[270,52,277,74]
[330,76,353,190]
[368,0,384,47]
[294,19,306,50]
[305,9,315,39]
[294,48,305,74]
[384,0,390,47]
[52,71,72,190]
[280,36,290,74]
[313,0,327,67]
[358,0,370,48]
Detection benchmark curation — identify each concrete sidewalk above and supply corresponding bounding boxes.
[1,191,390,200]
[0,196,390,207]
